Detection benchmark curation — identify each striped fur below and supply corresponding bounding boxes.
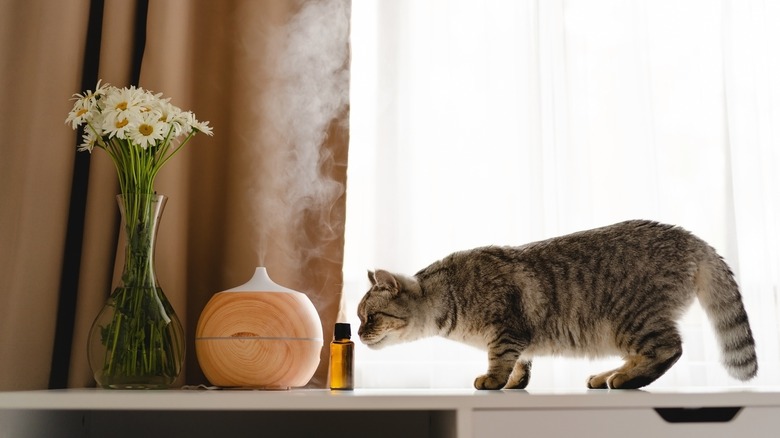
[357,220,757,389]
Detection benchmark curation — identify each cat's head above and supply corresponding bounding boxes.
[357,269,425,349]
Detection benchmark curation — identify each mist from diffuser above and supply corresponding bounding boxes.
[195,267,323,389]
[251,0,350,273]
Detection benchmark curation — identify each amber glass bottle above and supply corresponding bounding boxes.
[329,323,354,390]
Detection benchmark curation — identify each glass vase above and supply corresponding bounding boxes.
[88,194,185,389]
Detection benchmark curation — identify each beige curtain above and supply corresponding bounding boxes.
[0,0,350,390]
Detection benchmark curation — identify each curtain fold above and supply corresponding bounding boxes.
[0,0,351,390]
[0,0,91,391]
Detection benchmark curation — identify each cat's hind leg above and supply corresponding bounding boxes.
[588,327,683,389]
[504,360,532,389]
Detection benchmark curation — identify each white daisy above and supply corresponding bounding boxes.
[173,111,198,135]
[128,111,167,149]
[85,111,106,138]
[138,90,163,115]
[69,79,108,108]
[192,119,213,136]
[78,128,97,153]
[154,99,183,137]
[101,86,145,134]
[65,103,94,129]
[103,116,133,139]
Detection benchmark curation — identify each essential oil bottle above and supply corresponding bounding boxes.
[329,322,354,390]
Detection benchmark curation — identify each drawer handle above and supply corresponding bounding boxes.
[654,407,742,423]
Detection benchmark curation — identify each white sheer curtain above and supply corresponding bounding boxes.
[344,0,780,388]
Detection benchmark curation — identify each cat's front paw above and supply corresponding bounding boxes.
[587,374,608,389]
[474,374,506,390]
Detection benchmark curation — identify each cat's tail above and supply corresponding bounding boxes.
[695,253,758,381]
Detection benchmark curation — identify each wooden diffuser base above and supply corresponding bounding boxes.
[195,268,323,389]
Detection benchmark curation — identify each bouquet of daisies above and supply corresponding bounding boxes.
[66,80,213,195]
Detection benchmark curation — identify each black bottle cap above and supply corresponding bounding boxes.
[334,323,351,339]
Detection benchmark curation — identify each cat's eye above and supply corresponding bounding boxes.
[366,314,375,324]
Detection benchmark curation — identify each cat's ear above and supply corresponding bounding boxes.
[370,269,419,297]
[373,269,400,291]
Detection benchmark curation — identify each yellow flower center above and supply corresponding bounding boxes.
[115,118,129,129]
[76,108,88,117]
[116,102,128,111]
[139,124,154,136]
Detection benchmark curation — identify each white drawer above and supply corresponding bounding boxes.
[473,406,779,437]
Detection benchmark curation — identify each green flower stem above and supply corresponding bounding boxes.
[152,130,196,178]
[85,124,191,197]
[106,313,123,375]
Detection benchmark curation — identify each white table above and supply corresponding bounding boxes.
[2,387,779,437]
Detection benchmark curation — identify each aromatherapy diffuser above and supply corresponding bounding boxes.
[195,267,323,389]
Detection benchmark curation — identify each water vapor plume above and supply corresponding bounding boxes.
[252,0,351,282]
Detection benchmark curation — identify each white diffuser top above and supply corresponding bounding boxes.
[224,267,298,294]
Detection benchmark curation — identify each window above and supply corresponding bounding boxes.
[344,0,780,388]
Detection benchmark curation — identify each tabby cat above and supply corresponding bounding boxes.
[357,220,758,389]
